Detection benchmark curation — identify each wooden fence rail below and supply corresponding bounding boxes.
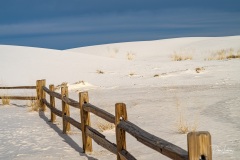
[1,79,212,160]
[37,79,212,160]
[0,86,36,89]
[0,85,38,101]
[0,96,37,100]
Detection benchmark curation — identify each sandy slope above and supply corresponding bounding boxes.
[1,36,240,159]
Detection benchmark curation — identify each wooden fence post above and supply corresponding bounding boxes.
[115,103,127,160]
[61,85,70,134]
[36,80,41,104]
[79,92,92,153]
[49,84,56,122]
[188,131,212,160]
[36,79,46,111]
[41,79,46,111]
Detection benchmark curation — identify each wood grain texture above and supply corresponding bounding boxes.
[49,84,56,122]
[115,103,127,160]
[61,86,70,133]
[43,86,79,108]
[43,98,62,117]
[118,120,189,160]
[83,103,115,123]
[188,132,212,160]
[79,92,92,153]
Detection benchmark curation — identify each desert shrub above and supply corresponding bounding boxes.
[205,48,240,60]
[175,95,198,134]
[74,80,85,85]
[27,100,40,112]
[171,53,192,61]
[55,82,68,90]
[195,67,205,73]
[129,72,135,76]
[1,96,10,105]
[96,70,104,74]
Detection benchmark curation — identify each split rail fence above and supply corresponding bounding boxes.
[0,79,212,160]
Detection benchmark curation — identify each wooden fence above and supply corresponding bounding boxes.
[1,79,212,160]
[0,85,37,100]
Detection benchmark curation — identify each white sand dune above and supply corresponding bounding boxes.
[1,36,240,159]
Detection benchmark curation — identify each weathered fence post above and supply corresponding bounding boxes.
[49,84,56,122]
[36,79,46,111]
[115,103,127,160]
[61,85,70,133]
[36,80,41,104]
[79,92,92,153]
[188,131,212,160]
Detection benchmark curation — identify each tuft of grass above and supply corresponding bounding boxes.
[96,119,115,132]
[226,54,240,59]
[96,70,104,74]
[205,48,240,60]
[27,100,40,112]
[171,53,192,61]
[153,74,160,77]
[127,52,135,60]
[129,72,135,76]
[177,113,198,134]
[74,80,85,85]
[175,95,198,134]
[177,114,189,134]
[195,67,205,73]
[55,82,68,90]
[2,96,10,105]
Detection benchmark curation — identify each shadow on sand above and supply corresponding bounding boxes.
[38,111,98,160]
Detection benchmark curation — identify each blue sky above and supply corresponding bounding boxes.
[0,0,240,49]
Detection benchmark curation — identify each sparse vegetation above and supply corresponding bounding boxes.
[205,48,240,60]
[96,70,104,74]
[153,74,160,77]
[55,82,68,90]
[127,52,135,60]
[74,80,85,85]
[96,119,115,132]
[175,94,198,134]
[1,96,10,105]
[171,53,192,61]
[27,100,40,112]
[129,72,135,76]
[195,67,205,73]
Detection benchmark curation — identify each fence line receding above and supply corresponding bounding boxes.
[0,79,212,160]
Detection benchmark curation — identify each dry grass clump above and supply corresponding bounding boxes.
[96,70,104,74]
[129,72,135,76]
[171,53,193,61]
[177,114,197,134]
[226,54,240,59]
[153,74,160,77]
[27,100,40,112]
[205,48,240,60]
[126,52,135,60]
[74,80,85,85]
[195,67,205,73]
[1,96,10,105]
[55,82,68,90]
[96,119,115,132]
[175,96,198,134]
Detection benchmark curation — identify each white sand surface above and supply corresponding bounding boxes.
[1,36,240,159]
